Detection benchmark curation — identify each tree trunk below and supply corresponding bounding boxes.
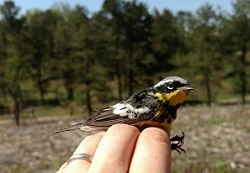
[204,66,212,107]
[117,73,123,101]
[240,46,247,105]
[67,86,74,101]
[86,86,92,116]
[14,98,20,125]
[8,88,21,125]
[85,56,92,116]
[127,50,134,97]
[38,80,45,105]
[128,68,134,96]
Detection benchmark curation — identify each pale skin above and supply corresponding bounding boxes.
[57,124,171,173]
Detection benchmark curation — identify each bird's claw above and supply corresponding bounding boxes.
[170,131,186,154]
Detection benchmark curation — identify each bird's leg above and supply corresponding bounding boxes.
[170,131,186,154]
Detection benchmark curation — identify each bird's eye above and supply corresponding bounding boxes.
[166,82,174,90]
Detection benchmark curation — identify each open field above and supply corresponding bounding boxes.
[0,104,250,173]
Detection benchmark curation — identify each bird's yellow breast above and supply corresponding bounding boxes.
[135,120,173,135]
[155,90,188,106]
[135,104,176,135]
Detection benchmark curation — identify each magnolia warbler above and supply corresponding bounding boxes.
[55,76,194,153]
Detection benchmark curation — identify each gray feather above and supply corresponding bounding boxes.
[54,122,85,134]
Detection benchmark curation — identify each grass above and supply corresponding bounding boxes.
[0,105,81,122]
[0,100,114,122]
[1,104,250,173]
[8,164,29,173]
[37,159,62,171]
[211,115,224,125]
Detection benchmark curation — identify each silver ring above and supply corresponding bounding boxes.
[67,153,92,165]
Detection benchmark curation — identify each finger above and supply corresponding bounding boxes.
[56,162,67,173]
[64,132,105,173]
[129,127,171,173]
[88,124,140,173]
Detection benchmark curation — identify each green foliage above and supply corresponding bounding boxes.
[221,0,250,104]
[3,41,25,101]
[0,0,26,124]
[102,0,154,97]
[151,9,181,72]
[0,0,250,114]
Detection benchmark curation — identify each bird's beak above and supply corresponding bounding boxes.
[178,85,194,91]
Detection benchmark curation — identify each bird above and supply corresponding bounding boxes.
[55,76,194,153]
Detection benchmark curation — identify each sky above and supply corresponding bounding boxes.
[0,0,235,14]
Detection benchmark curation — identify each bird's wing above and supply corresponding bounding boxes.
[54,90,158,133]
[86,104,154,127]
[54,122,87,133]
[86,91,158,127]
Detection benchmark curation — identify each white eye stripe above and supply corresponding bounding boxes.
[154,79,173,88]
[153,76,189,89]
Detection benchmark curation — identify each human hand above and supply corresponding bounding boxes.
[57,124,171,173]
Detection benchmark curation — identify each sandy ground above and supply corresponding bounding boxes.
[0,104,249,173]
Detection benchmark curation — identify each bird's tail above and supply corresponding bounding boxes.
[54,122,85,134]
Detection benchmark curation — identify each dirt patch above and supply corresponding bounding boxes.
[172,104,250,173]
[0,104,249,173]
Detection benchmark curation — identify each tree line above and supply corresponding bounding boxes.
[0,0,249,125]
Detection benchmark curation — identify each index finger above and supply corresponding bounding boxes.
[129,127,171,173]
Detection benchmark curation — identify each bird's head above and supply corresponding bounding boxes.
[153,76,194,106]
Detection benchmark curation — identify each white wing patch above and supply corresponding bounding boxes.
[111,103,150,119]
[80,126,97,131]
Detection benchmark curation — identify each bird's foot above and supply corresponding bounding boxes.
[170,131,186,154]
